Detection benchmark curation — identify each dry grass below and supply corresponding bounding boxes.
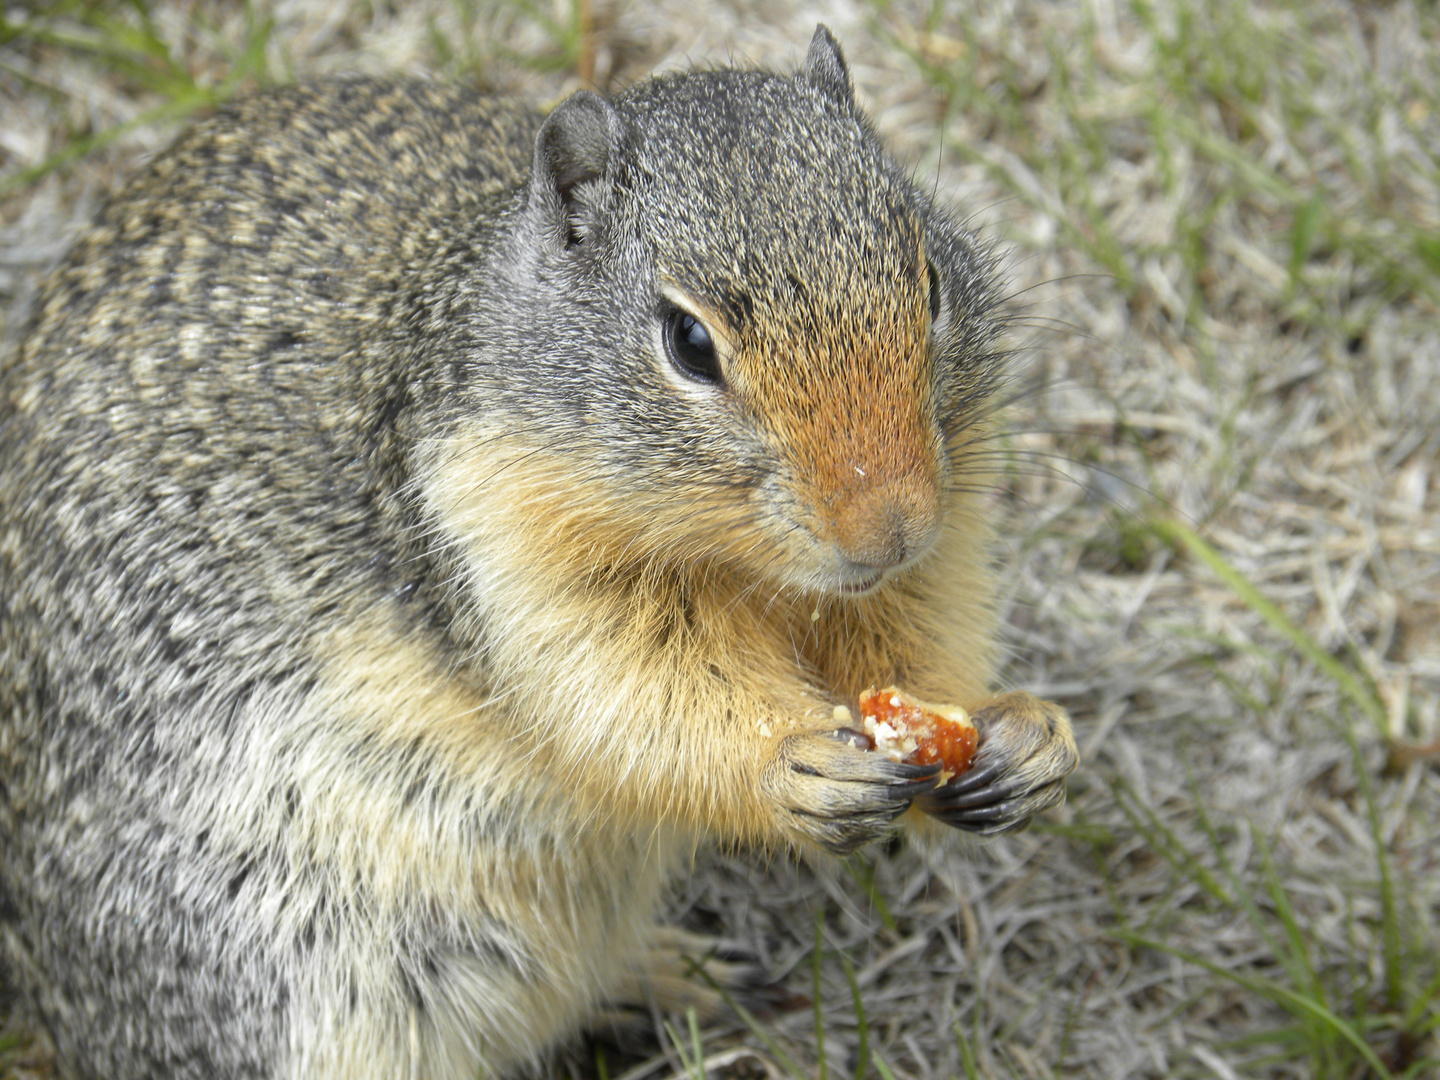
[2,1,1437,1078]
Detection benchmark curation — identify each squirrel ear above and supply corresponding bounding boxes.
[529,90,624,249]
[803,24,855,109]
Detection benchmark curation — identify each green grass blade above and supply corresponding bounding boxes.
[1118,930,1396,1079]
[954,1022,981,1080]
[1188,775,1284,957]
[840,952,869,1080]
[1337,701,1407,1011]
[660,1017,692,1076]
[813,912,829,1080]
[1252,828,1325,1006]
[0,90,218,195]
[1288,195,1323,294]
[1402,966,1440,1033]
[1150,518,1388,734]
[844,856,898,935]
[1111,777,1231,904]
[688,1007,704,1080]
[689,961,806,1078]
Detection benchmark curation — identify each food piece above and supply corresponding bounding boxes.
[857,686,977,782]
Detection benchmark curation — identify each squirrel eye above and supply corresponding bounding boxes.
[926,259,943,325]
[663,308,721,383]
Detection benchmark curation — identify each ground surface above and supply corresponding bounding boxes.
[2,1,1437,1078]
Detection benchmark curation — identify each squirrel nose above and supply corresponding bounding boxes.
[830,479,941,570]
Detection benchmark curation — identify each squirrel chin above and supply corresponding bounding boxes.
[834,570,887,596]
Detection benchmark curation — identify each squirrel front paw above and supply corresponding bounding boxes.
[762,727,940,854]
[920,691,1078,836]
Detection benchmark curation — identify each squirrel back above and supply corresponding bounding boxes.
[0,28,1076,1080]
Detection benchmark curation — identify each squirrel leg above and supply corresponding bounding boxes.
[586,926,770,1034]
[919,691,1079,835]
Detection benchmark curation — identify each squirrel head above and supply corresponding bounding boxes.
[458,27,1000,599]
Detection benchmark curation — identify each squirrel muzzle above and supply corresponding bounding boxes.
[801,396,944,585]
[827,471,941,573]
[755,332,945,589]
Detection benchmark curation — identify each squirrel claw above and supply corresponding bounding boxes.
[923,777,1065,835]
[917,691,1077,836]
[923,772,1023,813]
[766,728,941,854]
[929,758,1006,798]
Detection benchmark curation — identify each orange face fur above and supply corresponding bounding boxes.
[653,222,946,596]
[733,260,940,587]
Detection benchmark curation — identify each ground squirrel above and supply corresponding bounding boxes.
[0,27,1079,1080]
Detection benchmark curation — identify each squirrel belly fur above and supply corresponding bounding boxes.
[0,27,1079,1080]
